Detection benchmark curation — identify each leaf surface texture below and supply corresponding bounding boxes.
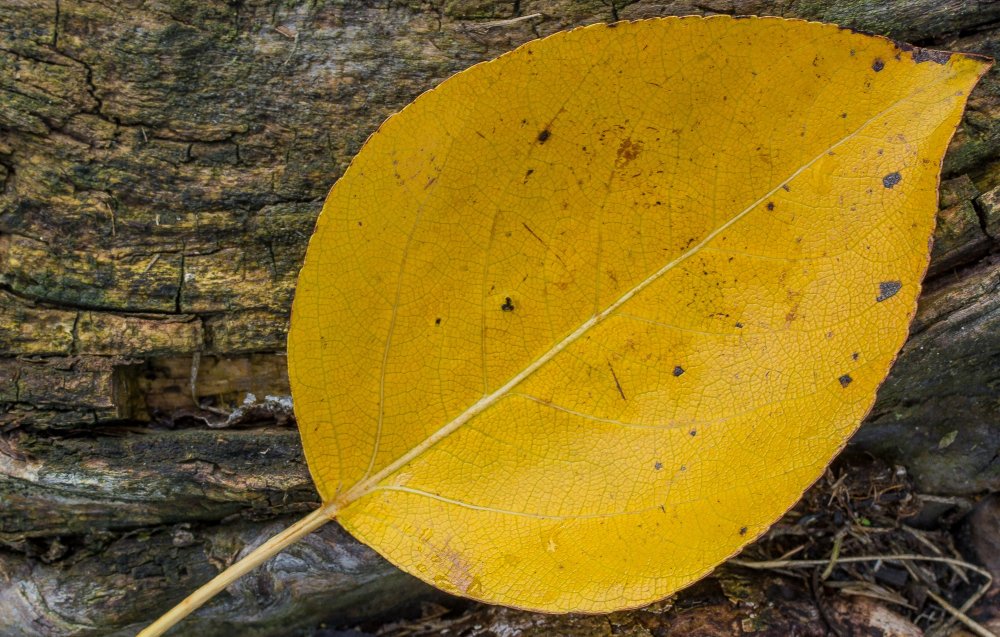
[288,17,989,611]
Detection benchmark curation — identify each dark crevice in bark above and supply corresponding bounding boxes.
[69,311,80,356]
[10,367,20,403]
[909,15,1000,47]
[174,252,185,313]
[0,46,71,67]
[0,154,13,194]
[923,249,1000,292]
[971,195,998,241]
[0,282,179,316]
[56,49,106,121]
[51,0,60,49]
[264,241,278,278]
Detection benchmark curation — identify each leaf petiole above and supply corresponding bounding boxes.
[138,502,340,637]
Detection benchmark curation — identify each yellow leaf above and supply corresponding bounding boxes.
[288,17,988,613]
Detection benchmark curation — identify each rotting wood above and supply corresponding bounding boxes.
[1,0,998,634]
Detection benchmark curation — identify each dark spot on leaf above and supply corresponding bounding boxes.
[735,322,743,328]
[877,280,902,302]
[689,429,697,437]
[839,374,853,388]
[852,351,859,360]
[840,112,847,118]
[673,366,685,377]
[872,58,885,72]
[654,461,663,470]
[739,527,748,536]
[501,297,515,312]
[537,129,551,143]
[900,45,952,65]
[766,201,774,211]
[357,221,363,226]
[782,184,791,192]
[435,318,442,325]
[680,465,687,472]
[883,172,902,188]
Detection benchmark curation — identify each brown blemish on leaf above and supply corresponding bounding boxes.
[883,172,902,188]
[442,548,476,594]
[537,128,551,143]
[615,138,643,168]
[872,58,885,72]
[839,374,853,387]
[785,300,800,325]
[608,361,627,401]
[673,365,684,377]
[521,222,546,248]
[501,297,515,312]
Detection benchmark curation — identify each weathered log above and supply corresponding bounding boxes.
[0,516,431,637]
[1,0,998,634]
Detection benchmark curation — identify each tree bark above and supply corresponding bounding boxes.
[1,0,998,635]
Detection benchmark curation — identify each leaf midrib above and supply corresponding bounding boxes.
[331,86,923,514]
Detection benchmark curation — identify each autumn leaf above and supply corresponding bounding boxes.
[140,16,990,636]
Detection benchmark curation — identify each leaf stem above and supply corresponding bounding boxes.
[138,503,339,637]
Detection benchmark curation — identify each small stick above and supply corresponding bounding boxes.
[731,554,991,579]
[923,587,995,637]
[138,504,338,637]
[732,554,996,637]
[821,531,845,580]
[465,13,543,32]
[903,525,970,584]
